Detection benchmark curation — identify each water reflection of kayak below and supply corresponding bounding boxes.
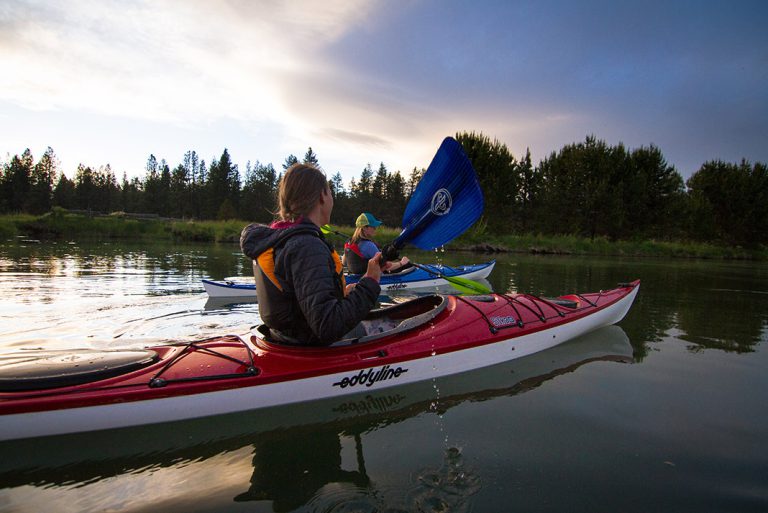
[202,261,496,297]
[0,325,632,487]
[0,281,639,441]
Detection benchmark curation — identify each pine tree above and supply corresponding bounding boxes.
[406,167,424,198]
[94,164,119,213]
[455,131,519,233]
[143,154,162,214]
[52,174,76,209]
[2,149,34,212]
[517,148,539,232]
[28,147,57,214]
[74,164,97,212]
[330,172,345,197]
[356,164,373,197]
[207,149,239,220]
[372,163,387,200]
[282,154,298,170]
[303,147,319,166]
[242,160,277,222]
[170,164,188,218]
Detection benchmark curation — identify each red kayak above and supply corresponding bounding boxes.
[0,281,639,441]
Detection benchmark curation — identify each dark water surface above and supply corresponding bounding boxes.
[0,239,766,512]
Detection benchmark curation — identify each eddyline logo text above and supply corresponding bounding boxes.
[333,365,409,389]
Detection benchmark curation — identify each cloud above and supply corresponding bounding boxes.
[0,0,382,124]
[1,0,766,180]
[318,128,392,148]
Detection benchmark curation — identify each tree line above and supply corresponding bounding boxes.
[2,132,766,247]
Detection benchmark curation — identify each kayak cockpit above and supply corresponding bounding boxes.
[254,294,450,348]
[350,294,449,344]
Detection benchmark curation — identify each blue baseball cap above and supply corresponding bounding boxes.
[355,212,383,228]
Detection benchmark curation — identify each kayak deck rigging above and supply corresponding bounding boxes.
[0,336,262,397]
[148,337,260,388]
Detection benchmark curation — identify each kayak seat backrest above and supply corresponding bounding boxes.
[381,265,417,277]
[0,349,160,392]
[339,295,448,345]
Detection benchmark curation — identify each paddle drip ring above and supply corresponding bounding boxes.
[430,188,452,216]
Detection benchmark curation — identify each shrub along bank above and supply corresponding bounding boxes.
[1,212,765,260]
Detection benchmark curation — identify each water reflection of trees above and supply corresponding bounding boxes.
[493,256,768,356]
[1,239,250,284]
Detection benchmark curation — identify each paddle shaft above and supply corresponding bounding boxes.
[407,262,491,295]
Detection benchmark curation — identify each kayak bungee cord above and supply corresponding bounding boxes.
[455,293,576,335]
[499,294,554,323]
[149,336,259,388]
[511,294,547,322]
[454,295,498,333]
[525,295,567,318]
[576,293,597,307]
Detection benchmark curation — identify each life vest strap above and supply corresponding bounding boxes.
[344,241,364,258]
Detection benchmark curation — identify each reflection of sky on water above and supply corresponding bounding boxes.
[1,446,256,513]
[0,241,256,350]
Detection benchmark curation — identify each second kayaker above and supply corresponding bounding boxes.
[240,164,384,345]
[343,212,411,275]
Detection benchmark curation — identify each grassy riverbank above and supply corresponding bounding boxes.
[0,211,245,243]
[454,229,767,260]
[1,212,765,260]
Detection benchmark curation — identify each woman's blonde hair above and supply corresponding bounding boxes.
[350,226,366,243]
[276,163,327,221]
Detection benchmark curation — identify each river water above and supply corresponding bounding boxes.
[0,238,766,512]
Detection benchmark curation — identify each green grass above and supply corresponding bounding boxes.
[0,211,245,243]
[2,212,765,260]
[452,230,767,260]
[11,210,170,240]
[0,214,28,239]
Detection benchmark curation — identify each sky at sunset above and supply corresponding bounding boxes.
[1,0,766,184]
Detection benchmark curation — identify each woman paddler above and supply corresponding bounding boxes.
[240,164,384,345]
[342,212,411,275]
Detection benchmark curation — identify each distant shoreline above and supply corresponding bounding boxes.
[1,212,765,261]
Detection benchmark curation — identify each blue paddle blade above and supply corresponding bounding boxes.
[395,137,484,250]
